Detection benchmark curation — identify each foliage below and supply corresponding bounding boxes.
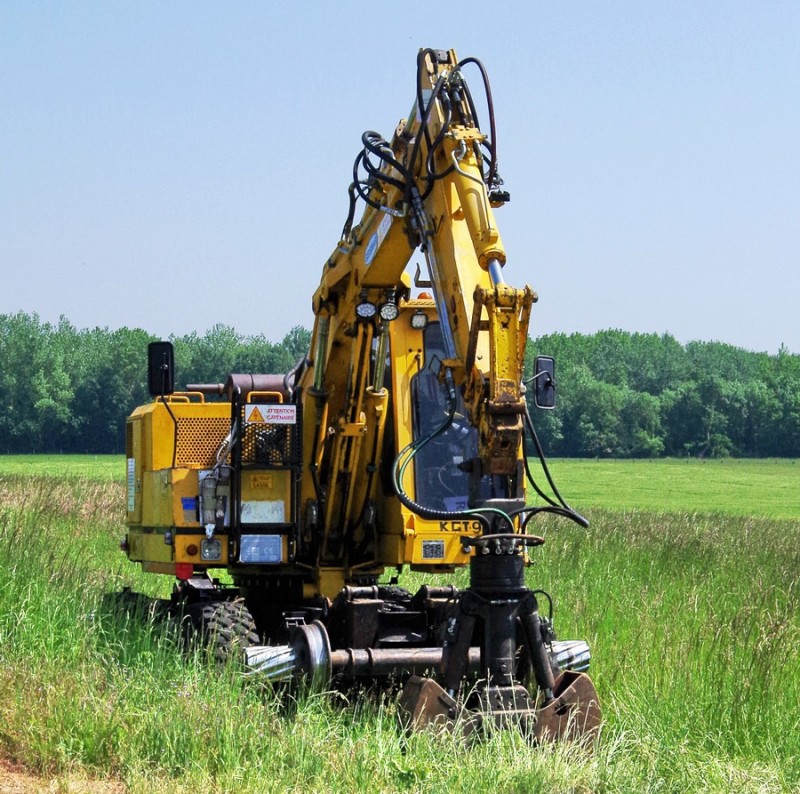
[0,313,310,454]
[528,330,800,458]
[2,312,799,456]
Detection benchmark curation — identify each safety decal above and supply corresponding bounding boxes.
[364,211,392,266]
[246,405,266,423]
[245,404,296,424]
[262,405,297,424]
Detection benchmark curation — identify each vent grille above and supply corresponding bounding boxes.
[241,423,296,466]
[176,417,231,467]
[239,407,301,467]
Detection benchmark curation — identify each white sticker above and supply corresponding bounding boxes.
[241,500,286,524]
[421,540,445,559]
[239,535,282,564]
[246,404,296,424]
[127,458,136,513]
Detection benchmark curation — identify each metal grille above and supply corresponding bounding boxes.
[239,406,300,467]
[176,417,231,467]
[240,422,296,466]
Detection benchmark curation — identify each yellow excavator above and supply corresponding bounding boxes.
[124,48,600,740]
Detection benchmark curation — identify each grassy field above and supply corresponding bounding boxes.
[0,458,797,792]
[3,454,798,518]
[0,454,122,480]
[545,458,800,519]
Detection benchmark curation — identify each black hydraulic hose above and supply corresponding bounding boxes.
[341,183,359,239]
[391,385,492,531]
[158,391,179,469]
[523,404,589,528]
[422,90,456,196]
[352,149,401,210]
[393,468,491,532]
[352,427,383,560]
[455,57,499,189]
[406,74,447,202]
[415,48,440,151]
[347,130,412,223]
[351,151,385,212]
[532,589,554,624]
[362,131,409,184]
[523,441,559,508]
[519,504,587,529]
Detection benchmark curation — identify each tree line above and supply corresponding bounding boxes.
[527,330,800,458]
[0,313,310,454]
[2,312,798,457]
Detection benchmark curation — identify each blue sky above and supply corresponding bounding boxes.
[2,2,798,353]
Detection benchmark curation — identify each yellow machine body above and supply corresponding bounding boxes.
[124,296,490,590]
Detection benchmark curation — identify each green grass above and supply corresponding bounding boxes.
[3,455,798,517]
[538,458,800,520]
[0,462,798,791]
[0,454,123,480]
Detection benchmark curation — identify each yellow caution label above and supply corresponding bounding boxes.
[250,473,273,489]
[246,405,265,423]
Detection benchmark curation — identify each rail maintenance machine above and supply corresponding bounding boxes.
[124,48,600,741]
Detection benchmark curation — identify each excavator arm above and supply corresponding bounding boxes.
[299,49,536,564]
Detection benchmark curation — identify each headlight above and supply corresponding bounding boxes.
[355,301,377,320]
[410,311,428,329]
[379,301,399,321]
[201,539,222,560]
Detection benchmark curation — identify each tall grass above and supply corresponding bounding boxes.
[0,473,797,791]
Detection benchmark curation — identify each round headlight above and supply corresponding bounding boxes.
[355,301,377,320]
[379,302,399,321]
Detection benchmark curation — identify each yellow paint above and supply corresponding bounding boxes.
[250,473,273,489]
[127,528,173,564]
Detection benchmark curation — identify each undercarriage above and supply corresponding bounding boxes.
[174,531,600,741]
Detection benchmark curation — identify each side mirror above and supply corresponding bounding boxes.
[148,341,175,397]
[533,355,556,409]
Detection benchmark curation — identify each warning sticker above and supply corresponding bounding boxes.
[246,405,266,423]
[256,405,297,425]
[250,473,273,489]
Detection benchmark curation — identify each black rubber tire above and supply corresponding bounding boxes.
[187,599,261,664]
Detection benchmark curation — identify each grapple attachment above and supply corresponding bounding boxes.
[244,534,601,743]
[396,671,600,741]
[531,670,602,743]
[395,653,600,742]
